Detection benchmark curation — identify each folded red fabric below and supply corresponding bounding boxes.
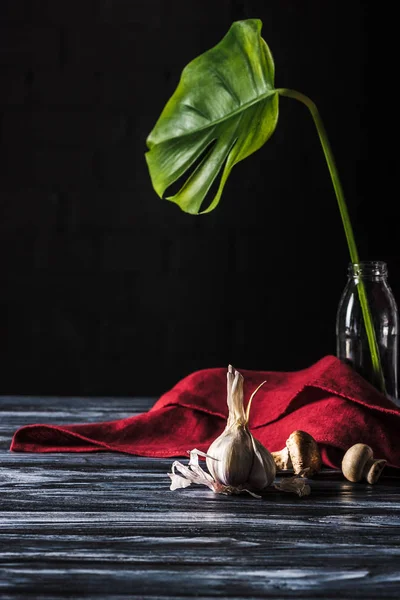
[10,355,400,470]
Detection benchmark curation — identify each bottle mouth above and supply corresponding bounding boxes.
[348,261,388,277]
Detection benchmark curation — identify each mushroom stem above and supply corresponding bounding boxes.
[363,458,387,484]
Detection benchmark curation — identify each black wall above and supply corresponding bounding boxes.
[0,1,397,396]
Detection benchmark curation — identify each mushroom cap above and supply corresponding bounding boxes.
[341,443,373,482]
[285,430,322,477]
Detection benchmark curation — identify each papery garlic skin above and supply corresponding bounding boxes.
[206,365,276,491]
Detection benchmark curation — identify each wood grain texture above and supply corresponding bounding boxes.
[1,396,400,599]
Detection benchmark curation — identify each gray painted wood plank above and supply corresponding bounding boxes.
[1,396,400,599]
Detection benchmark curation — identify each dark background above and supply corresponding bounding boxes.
[0,0,397,397]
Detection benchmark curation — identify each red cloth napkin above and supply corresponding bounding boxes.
[10,355,400,470]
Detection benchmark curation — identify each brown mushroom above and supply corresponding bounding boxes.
[341,443,386,484]
[271,430,322,477]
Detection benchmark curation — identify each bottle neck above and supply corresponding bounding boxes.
[348,261,388,281]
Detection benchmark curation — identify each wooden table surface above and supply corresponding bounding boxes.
[1,396,400,599]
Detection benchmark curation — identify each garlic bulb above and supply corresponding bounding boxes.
[168,365,310,498]
[206,365,276,491]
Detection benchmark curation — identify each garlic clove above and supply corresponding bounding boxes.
[206,425,253,487]
[271,446,293,471]
[247,434,276,490]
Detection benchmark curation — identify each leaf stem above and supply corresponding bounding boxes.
[276,87,385,393]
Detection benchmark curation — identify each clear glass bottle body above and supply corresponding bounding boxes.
[336,261,398,402]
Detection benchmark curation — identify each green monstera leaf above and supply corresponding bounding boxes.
[145,18,387,395]
[145,19,279,214]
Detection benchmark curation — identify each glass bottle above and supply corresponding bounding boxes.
[336,261,398,403]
